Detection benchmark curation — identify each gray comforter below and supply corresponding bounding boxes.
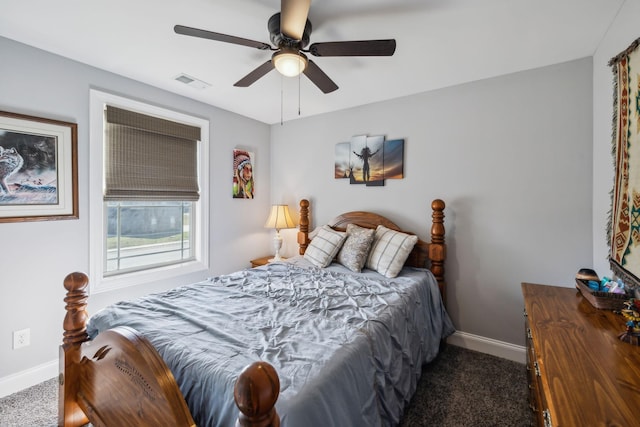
[87,258,454,426]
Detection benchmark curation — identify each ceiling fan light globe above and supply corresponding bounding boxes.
[273,50,307,77]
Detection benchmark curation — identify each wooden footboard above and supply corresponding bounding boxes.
[59,273,280,427]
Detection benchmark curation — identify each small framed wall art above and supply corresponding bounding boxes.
[233,148,255,199]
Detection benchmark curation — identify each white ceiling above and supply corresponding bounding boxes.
[0,0,626,124]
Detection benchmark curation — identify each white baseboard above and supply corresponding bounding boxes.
[0,359,58,398]
[446,331,526,364]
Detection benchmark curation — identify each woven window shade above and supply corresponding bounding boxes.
[104,106,201,201]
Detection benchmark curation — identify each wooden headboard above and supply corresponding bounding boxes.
[296,199,446,300]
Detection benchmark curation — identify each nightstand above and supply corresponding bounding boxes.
[250,256,272,268]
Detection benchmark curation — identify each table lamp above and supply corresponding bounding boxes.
[264,204,296,262]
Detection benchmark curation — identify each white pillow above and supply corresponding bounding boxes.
[304,225,347,268]
[366,225,418,278]
[337,223,375,272]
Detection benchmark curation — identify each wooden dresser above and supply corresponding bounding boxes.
[522,282,640,427]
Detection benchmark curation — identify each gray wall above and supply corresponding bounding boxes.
[270,58,594,347]
[0,37,272,383]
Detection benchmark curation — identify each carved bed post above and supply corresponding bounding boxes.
[234,361,281,427]
[59,272,90,427]
[429,199,446,302]
[297,199,310,255]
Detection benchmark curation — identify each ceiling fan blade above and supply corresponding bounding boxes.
[234,61,275,87]
[303,60,338,94]
[174,25,271,50]
[280,0,310,40]
[309,39,396,57]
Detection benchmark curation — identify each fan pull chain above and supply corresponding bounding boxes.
[280,74,284,126]
[298,67,301,116]
[298,50,303,116]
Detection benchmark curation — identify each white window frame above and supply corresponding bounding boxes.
[89,89,209,293]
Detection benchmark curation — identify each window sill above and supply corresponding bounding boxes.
[91,259,209,294]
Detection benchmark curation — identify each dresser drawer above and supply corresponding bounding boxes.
[525,312,548,426]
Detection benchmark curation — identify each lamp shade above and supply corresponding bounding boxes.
[264,205,296,231]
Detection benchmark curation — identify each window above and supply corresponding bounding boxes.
[105,201,193,275]
[90,90,209,292]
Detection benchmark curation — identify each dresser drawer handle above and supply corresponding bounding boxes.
[527,328,533,340]
[543,409,553,427]
[534,361,541,377]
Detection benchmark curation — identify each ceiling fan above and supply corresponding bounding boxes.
[174,0,396,94]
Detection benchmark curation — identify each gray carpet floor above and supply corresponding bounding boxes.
[0,377,58,427]
[0,344,531,426]
[399,345,531,426]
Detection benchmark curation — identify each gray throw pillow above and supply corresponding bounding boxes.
[337,223,376,272]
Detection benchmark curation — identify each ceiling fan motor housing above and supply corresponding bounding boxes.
[268,13,311,48]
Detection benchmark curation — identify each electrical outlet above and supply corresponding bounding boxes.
[13,328,30,349]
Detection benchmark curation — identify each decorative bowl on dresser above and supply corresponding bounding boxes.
[522,282,640,427]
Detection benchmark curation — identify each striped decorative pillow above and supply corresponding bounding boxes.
[366,225,418,278]
[304,225,347,267]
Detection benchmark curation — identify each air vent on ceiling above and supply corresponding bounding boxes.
[174,73,211,90]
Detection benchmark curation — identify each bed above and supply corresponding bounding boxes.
[59,199,453,427]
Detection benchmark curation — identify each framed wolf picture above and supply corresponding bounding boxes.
[0,111,78,223]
